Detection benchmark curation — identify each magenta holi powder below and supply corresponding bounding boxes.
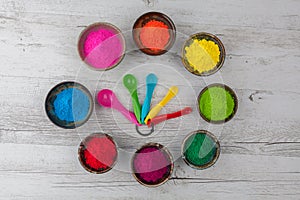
[132,144,173,186]
[79,23,125,70]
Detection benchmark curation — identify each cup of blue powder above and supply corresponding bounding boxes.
[45,82,93,129]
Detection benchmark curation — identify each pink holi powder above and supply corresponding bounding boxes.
[83,28,123,69]
[133,146,171,183]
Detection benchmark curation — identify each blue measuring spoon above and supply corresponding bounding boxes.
[141,73,158,124]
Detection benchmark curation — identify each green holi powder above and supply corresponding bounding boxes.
[199,86,235,122]
[183,132,217,167]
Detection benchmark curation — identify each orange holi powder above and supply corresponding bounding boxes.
[139,20,170,53]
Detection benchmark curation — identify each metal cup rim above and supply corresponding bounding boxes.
[131,142,174,187]
[132,11,176,56]
[181,130,220,170]
[77,22,126,71]
[181,32,226,76]
[197,83,238,124]
[45,81,94,129]
[78,133,118,174]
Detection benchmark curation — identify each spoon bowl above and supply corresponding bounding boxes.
[123,74,142,124]
[147,107,193,127]
[141,73,158,124]
[123,74,138,93]
[97,89,114,107]
[144,85,178,124]
[146,73,158,85]
[97,89,141,126]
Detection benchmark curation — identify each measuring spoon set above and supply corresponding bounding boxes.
[97,73,193,129]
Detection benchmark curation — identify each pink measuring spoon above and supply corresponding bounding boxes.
[97,89,141,126]
[147,107,192,127]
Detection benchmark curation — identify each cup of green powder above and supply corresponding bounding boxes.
[198,83,238,124]
[182,130,220,169]
[182,32,225,76]
[45,82,94,129]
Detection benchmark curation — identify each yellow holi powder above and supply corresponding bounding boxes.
[184,39,220,74]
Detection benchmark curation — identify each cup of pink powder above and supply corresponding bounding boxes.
[78,22,126,70]
[131,143,173,187]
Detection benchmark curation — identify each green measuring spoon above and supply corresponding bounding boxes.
[123,74,142,124]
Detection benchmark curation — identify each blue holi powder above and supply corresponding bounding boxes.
[53,88,90,122]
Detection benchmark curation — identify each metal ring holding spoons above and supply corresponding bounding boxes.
[135,123,155,136]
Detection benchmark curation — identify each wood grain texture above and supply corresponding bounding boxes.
[0,0,299,199]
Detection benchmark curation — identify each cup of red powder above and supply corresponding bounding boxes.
[78,22,126,70]
[133,12,176,55]
[131,143,173,187]
[78,133,118,174]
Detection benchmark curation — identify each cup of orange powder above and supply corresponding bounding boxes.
[133,12,176,55]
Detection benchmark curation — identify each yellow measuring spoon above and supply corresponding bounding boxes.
[144,86,178,124]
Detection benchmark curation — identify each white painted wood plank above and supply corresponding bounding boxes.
[0,0,299,93]
[0,143,299,199]
[0,77,299,155]
[0,0,299,199]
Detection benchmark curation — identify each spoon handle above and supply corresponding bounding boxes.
[144,86,178,124]
[131,90,142,124]
[141,93,152,124]
[141,86,157,124]
[159,86,178,107]
[147,107,192,127]
[141,73,158,124]
[122,74,142,124]
[113,99,141,126]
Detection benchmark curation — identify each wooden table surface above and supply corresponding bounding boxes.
[0,0,299,199]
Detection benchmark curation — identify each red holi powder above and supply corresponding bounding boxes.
[83,28,123,69]
[82,135,117,171]
[133,146,171,183]
[139,20,170,53]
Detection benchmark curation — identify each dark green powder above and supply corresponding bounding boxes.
[183,132,217,167]
[199,86,235,122]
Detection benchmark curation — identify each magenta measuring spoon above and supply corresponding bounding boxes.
[97,89,141,126]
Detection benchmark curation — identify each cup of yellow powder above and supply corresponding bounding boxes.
[182,32,225,76]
